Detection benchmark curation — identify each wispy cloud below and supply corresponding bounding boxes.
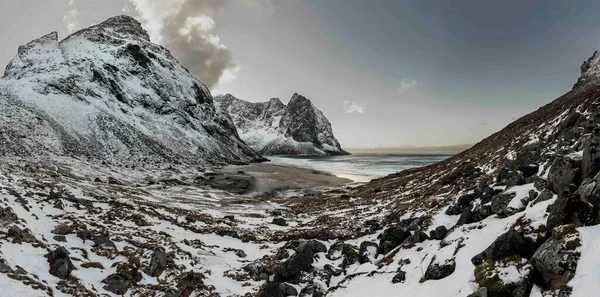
[127,0,236,87]
[63,0,80,34]
[397,78,419,95]
[344,101,366,114]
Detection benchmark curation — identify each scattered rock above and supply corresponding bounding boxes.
[531,189,554,206]
[164,270,206,297]
[47,246,75,279]
[53,235,67,242]
[144,247,174,277]
[491,192,517,216]
[378,225,411,254]
[547,155,581,194]
[467,287,488,297]
[257,281,298,297]
[518,164,539,178]
[531,224,580,289]
[582,130,600,179]
[272,218,288,226]
[423,257,456,281]
[392,271,406,283]
[429,226,448,240]
[471,229,536,265]
[359,241,378,263]
[474,255,532,297]
[276,240,326,281]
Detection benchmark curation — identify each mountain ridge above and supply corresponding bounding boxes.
[215,93,349,156]
[0,15,264,166]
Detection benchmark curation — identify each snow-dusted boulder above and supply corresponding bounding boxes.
[215,93,348,156]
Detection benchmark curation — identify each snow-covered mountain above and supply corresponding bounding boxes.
[0,15,264,166]
[215,93,349,156]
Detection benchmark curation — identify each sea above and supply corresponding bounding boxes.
[267,153,453,182]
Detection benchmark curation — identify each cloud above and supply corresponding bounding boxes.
[397,79,419,95]
[344,101,366,114]
[128,0,235,88]
[63,0,80,34]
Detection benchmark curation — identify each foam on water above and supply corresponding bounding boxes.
[267,153,452,182]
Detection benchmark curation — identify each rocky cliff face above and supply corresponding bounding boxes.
[215,93,348,156]
[0,15,263,166]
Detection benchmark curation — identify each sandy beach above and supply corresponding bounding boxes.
[215,162,354,196]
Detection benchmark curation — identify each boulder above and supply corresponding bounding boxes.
[327,242,360,267]
[474,255,532,297]
[359,241,378,263]
[403,231,429,245]
[491,192,517,215]
[471,229,536,266]
[531,225,580,289]
[518,164,539,178]
[547,156,581,194]
[102,273,133,295]
[467,287,488,297]
[144,247,174,277]
[505,171,526,189]
[272,218,288,226]
[423,257,456,280]
[377,225,411,254]
[546,193,594,231]
[7,225,36,243]
[276,240,325,281]
[47,246,75,279]
[392,270,406,283]
[429,226,448,240]
[446,193,478,215]
[531,189,554,206]
[257,281,298,297]
[582,130,600,179]
[164,270,206,297]
[103,258,143,294]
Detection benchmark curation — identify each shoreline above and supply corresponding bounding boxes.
[218,162,356,196]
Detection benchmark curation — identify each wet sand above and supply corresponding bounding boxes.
[218,163,353,195]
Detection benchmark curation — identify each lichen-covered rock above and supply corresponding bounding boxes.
[531,224,581,290]
[491,192,517,216]
[474,256,532,297]
[547,156,581,194]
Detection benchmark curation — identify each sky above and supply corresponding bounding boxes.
[2,0,600,149]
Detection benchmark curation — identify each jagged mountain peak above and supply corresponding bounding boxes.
[215,93,348,156]
[574,50,600,90]
[75,14,150,42]
[0,15,263,166]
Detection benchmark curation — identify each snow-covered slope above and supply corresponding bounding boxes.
[0,15,264,166]
[215,93,348,156]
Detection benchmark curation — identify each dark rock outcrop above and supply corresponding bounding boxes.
[276,240,326,281]
[471,229,536,266]
[47,246,75,279]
